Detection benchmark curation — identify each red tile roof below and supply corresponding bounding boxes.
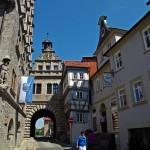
[44,117,51,121]
[64,61,89,68]
[64,57,97,78]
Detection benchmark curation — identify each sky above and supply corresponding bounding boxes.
[32,0,149,62]
[35,118,44,129]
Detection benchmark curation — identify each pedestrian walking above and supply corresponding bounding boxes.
[76,131,87,150]
[100,115,107,132]
[87,130,95,150]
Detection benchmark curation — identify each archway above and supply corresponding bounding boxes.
[30,109,56,138]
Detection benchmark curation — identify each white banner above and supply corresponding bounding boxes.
[19,76,34,103]
[103,72,112,87]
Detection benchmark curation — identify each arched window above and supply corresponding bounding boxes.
[33,83,35,94]
[47,83,52,94]
[53,83,58,94]
[36,83,42,94]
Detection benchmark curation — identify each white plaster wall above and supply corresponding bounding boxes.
[71,121,90,143]
[109,25,150,150]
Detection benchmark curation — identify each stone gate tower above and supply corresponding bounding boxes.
[24,39,65,140]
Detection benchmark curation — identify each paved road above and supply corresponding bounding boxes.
[36,141,73,150]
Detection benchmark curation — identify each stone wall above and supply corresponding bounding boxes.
[0,6,26,150]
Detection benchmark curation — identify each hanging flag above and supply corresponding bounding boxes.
[19,76,34,103]
[103,72,112,87]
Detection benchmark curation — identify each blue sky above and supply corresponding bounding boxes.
[36,118,44,129]
[33,0,149,62]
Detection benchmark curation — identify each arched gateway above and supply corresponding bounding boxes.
[24,39,65,140]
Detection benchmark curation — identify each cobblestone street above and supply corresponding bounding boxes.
[13,138,76,150]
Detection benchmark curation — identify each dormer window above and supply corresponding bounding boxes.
[107,42,111,50]
[100,51,104,62]
[101,28,105,37]
[38,65,43,71]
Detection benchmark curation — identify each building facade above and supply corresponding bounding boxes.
[27,39,65,140]
[62,57,97,143]
[104,11,150,150]
[91,16,126,139]
[43,117,54,137]
[0,0,34,149]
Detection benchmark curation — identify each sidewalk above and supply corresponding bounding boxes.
[13,138,36,150]
[13,138,77,150]
[58,143,76,150]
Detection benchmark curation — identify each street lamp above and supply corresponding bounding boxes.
[146,0,150,5]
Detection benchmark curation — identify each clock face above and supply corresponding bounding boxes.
[101,28,105,37]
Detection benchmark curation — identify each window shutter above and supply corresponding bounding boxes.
[84,113,88,123]
[73,112,77,123]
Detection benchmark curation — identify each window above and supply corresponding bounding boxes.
[54,65,58,71]
[80,73,84,79]
[91,83,94,95]
[110,97,117,107]
[92,109,96,113]
[33,83,35,94]
[47,83,52,94]
[118,88,127,108]
[73,73,77,79]
[76,91,83,99]
[114,51,123,71]
[77,113,84,122]
[107,42,111,50]
[132,80,144,103]
[96,78,100,91]
[53,83,58,94]
[46,65,50,71]
[100,51,104,62]
[36,83,42,94]
[11,69,16,91]
[38,65,43,71]
[142,25,150,51]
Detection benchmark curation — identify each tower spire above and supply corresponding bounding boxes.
[47,32,49,39]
